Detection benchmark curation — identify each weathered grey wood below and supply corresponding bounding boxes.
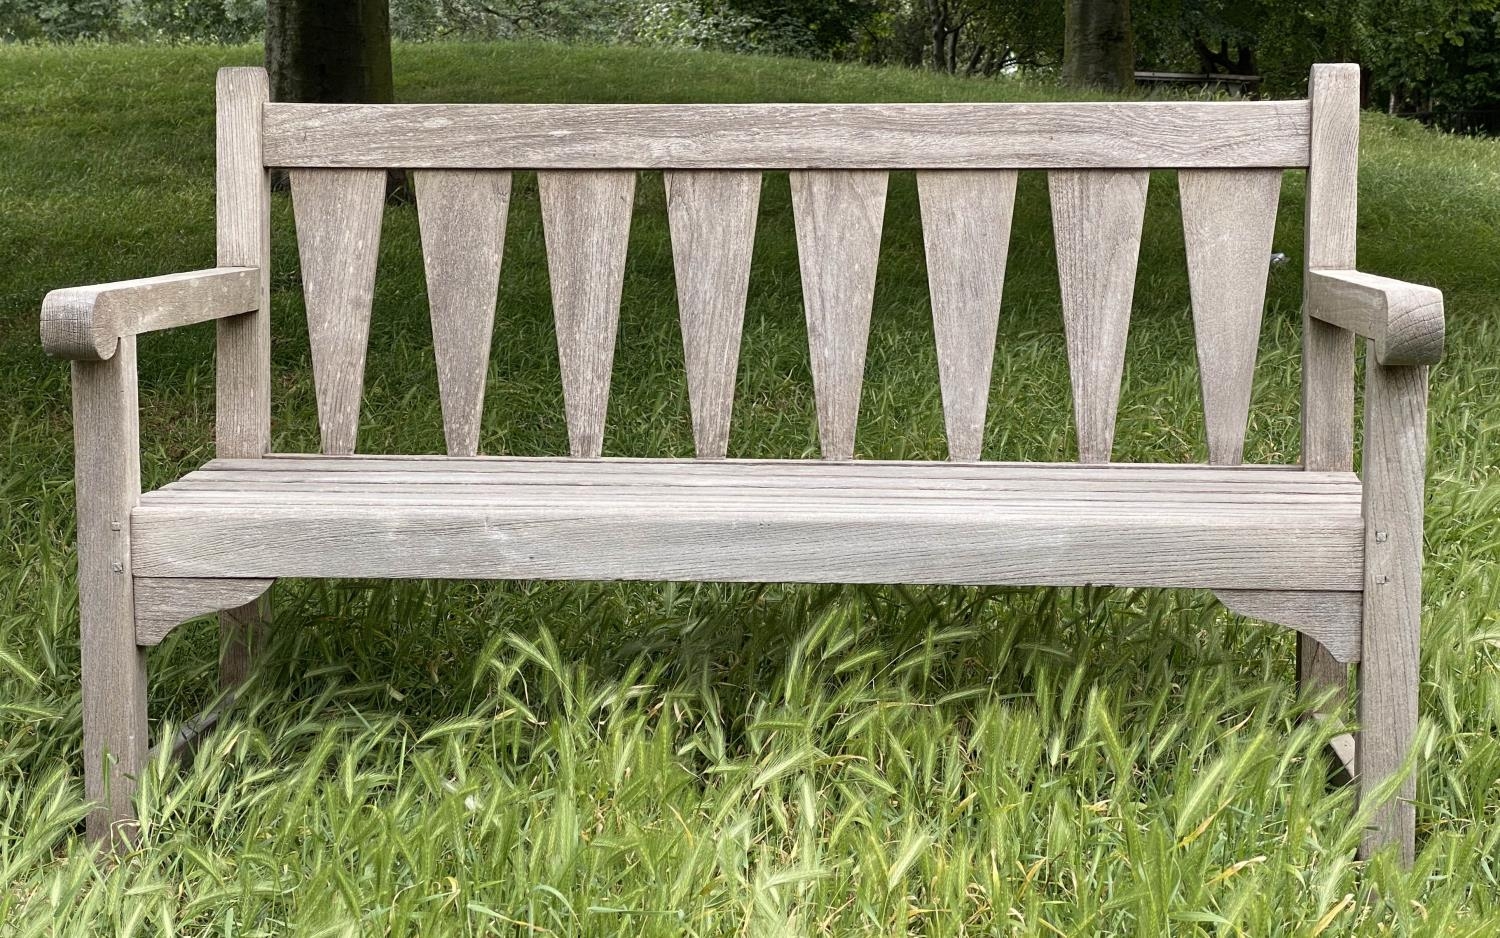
[216,66,273,462]
[234,453,1362,483]
[538,170,636,457]
[74,337,148,847]
[1358,358,1427,864]
[263,100,1313,170]
[1179,169,1281,465]
[414,169,512,456]
[133,458,1364,589]
[135,577,275,646]
[40,268,259,361]
[1310,710,1358,785]
[1049,170,1149,464]
[1212,589,1362,662]
[665,170,761,458]
[1298,640,1349,713]
[290,168,386,455]
[1307,270,1444,366]
[216,66,275,689]
[157,478,1363,508]
[791,170,887,460]
[917,170,1017,461]
[184,455,1363,492]
[1302,63,1360,473]
[1300,63,1362,725]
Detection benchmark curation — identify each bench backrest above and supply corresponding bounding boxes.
[214,64,1360,466]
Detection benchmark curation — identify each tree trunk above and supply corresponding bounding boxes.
[266,0,403,196]
[1063,0,1134,90]
[266,0,393,106]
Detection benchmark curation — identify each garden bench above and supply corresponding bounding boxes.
[42,64,1443,863]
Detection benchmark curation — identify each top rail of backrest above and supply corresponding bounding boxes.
[260,100,1312,170]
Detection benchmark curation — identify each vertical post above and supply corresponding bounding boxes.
[76,337,148,846]
[1299,64,1360,710]
[216,67,273,687]
[1358,360,1426,863]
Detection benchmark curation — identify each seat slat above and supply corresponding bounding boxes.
[791,170,888,460]
[414,169,511,457]
[132,460,1363,590]
[207,455,1361,485]
[538,170,636,457]
[665,170,761,458]
[1180,169,1282,465]
[917,170,1018,461]
[1049,170,1149,464]
[290,168,386,455]
[158,479,1362,508]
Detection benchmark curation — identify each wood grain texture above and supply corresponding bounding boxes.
[41,268,259,361]
[791,170,888,460]
[74,337,148,847]
[216,66,272,462]
[215,66,274,689]
[1213,589,1362,662]
[917,170,1017,461]
[290,168,386,455]
[1179,169,1281,465]
[665,170,761,458]
[539,170,636,457]
[1357,359,1427,864]
[133,458,1364,590]
[1302,63,1360,472]
[1298,638,1349,714]
[1049,170,1149,464]
[263,100,1312,169]
[1307,269,1444,366]
[1299,63,1362,727]
[135,577,274,645]
[414,170,512,456]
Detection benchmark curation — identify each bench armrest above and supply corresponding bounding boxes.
[1307,269,1444,366]
[41,267,260,361]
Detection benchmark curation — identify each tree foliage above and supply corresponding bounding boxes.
[4,0,1499,125]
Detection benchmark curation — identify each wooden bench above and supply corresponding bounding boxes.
[41,64,1443,863]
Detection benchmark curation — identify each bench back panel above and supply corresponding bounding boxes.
[261,96,1315,464]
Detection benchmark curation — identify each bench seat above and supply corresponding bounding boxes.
[131,456,1365,591]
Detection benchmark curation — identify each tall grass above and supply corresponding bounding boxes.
[1,42,1498,935]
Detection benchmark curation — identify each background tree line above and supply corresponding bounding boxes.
[4,0,1498,130]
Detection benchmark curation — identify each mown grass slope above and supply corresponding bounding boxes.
[1,42,1498,936]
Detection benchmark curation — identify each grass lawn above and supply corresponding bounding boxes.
[2,41,1498,936]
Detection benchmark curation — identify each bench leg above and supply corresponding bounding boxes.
[219,592,270,690]
[1297,634,1348,713]
[73,345,149,847]
[1355,358,1426,865]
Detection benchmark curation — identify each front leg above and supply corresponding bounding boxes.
[73,338,149,848]
[1356,356,1428,864]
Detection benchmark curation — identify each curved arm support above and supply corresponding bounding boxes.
[42,267,260,361]
[1307,269,1444,366]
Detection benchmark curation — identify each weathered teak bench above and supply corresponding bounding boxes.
[42,64,1442,862]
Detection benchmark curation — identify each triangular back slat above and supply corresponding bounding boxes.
[1049,169,1149,464]
[917,170,1018,462]
[290,168,385,455]
[790,170,888,461]
[414,170,511,457]
[665,170,761,459]
[1179,169,1282,465]
[538,170,636,458]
